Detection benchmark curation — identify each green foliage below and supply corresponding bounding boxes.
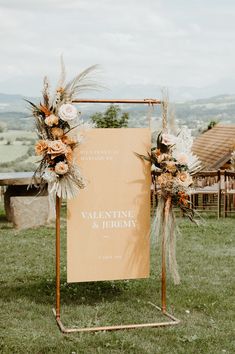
[0,204,234,353]
[207,120,218,130]
[91,105,129,128]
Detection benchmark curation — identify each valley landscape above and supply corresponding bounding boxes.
[0,92,235,172]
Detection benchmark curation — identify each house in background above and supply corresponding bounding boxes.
[192,124,235,170]
[191,124,235,217]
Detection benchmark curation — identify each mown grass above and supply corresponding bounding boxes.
[0,204,234,354]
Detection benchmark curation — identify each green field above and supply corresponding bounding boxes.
[0,205,234,354]
[0,144,29,163]
[0,130,37,169]
[0,130,36,140]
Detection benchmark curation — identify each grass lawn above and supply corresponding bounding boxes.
[0,204,234,354]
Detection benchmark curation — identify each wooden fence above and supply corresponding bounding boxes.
[151,170,235,218]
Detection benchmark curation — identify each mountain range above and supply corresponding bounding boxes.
[0,92,234,134]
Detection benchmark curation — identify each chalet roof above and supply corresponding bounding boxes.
[192,124,235,169]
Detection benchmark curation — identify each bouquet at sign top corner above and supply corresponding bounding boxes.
[139,128,201,221]
[26,58,99,199]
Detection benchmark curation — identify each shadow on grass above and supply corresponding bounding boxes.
[0,277,135,306]
[0,209,13,229]
[0,214,7,221]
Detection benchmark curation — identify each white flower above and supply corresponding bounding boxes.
[58,103,77,122]
[161,133,176,146]
[175,172,193,188]
[43,169,58,183]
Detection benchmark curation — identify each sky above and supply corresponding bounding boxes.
[0,0,235,99]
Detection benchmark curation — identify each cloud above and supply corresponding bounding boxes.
[0,0,235,97]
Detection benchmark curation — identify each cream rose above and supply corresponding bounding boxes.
[47,140,67,159]
[45,114,59,127]
[58,103,77,122]
[55,161,69,175]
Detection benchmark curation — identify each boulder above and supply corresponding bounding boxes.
[10,196,50,229]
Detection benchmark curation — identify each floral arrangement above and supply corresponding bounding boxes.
[137,126,201,284]
[149,128,201,221]
[27,59,98,199]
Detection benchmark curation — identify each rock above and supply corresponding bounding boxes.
[10,196,50,229]
[4,185,48,222]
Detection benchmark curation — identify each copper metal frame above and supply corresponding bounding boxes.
[53,98,180,333]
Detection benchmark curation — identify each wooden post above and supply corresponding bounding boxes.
[217,170,221,219]
[224,170,227,217]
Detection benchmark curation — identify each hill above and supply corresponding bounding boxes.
[0,92,234,134]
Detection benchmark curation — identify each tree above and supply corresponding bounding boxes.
[90,105,129,128]
[207,120,218,130]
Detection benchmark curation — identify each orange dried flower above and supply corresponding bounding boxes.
[39,104,51,117]
[35,140,48,155]
[66,146,73,164]
[61,135,76,146]
[154,148,161,157]
[178,191,188,206]
[51,127,64,139]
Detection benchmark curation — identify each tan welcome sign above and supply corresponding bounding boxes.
[67,128,151,282]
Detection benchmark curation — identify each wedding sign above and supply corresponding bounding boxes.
[67,128,151,282]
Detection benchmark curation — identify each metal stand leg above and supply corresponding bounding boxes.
[55,196,61,320]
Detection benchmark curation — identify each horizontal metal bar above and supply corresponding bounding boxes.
[72,98,162,105]
[52,306,180,334]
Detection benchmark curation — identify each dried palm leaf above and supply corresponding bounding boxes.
[64,64,100,100]
[42,76,50,108]
[56,55,66,91]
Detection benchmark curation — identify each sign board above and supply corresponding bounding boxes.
[67,128,151,282]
